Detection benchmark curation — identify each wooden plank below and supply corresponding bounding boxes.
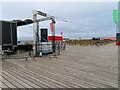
[3,61,82,88]
[2,72,26,88]
[2,82,10,89]
[2,69,38,89]
[2,77,16,88]
[3,62,67,88]
[11,57,115,88]
[2,43,118,88]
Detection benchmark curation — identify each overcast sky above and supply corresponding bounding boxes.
[1,2,118,40]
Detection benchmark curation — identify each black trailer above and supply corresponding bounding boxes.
[0,20,17,51]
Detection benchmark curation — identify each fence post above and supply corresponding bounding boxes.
[58,42,60,55]
[0,46,2,60]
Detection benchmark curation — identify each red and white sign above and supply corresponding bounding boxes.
[48,36,63,41]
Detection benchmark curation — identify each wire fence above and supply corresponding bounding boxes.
[2,41,66,60]
[2,50,33,60]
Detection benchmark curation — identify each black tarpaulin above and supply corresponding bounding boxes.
[12,19,33,26]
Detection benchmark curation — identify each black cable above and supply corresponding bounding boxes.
[55,16,113,27]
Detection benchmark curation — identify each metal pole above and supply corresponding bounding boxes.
[118,1,120,89]
[33,14,37,56]
[116,2,120,45]
[52,17,56,54]
[36,21,39,55]
[116,24,118,33]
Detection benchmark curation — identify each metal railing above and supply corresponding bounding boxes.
[2,41,66,60]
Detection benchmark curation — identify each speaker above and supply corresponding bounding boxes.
[116,33,120,42]
[0,20,17,46]
[11,23,17,45]
[40,28,48,42]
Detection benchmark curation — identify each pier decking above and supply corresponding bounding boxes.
[1,43,118,89]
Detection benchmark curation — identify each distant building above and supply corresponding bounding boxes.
[92,37,101,40]
[63,37,70,41]
[101,37,116,41]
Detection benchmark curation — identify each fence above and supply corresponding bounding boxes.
[2,50,33,60]
[2,41,66,60]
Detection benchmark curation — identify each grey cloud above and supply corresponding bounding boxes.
[1,2,118,40]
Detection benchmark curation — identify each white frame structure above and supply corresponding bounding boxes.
[32,10,56,56]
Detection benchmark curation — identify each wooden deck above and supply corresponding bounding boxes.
[1,43,118,89]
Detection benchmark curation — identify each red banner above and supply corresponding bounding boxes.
[48,36,63,41]
[50,22,53,32]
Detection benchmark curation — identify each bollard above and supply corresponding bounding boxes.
[25,56,28,62]
[39,52,42,57]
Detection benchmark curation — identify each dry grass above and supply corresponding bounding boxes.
[66,40,115,46]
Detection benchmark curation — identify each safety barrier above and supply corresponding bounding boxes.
[2,41,66,60]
